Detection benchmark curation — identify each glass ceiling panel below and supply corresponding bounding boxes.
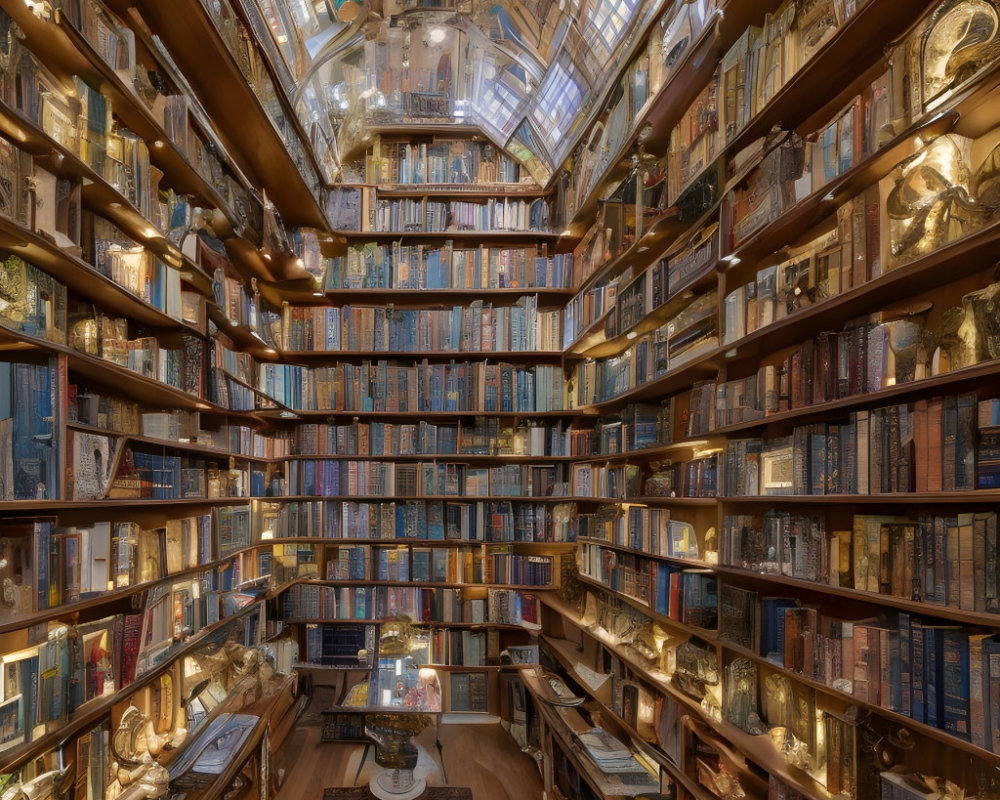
[245,0,666,183]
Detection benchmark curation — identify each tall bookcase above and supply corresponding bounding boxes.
[531,2,1000,800]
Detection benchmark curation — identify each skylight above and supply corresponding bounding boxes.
[245,0,666,183]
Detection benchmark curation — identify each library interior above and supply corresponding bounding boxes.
[3,1,1000,799]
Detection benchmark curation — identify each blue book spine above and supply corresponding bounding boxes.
[925,627,940,729]
[942,628,970,740]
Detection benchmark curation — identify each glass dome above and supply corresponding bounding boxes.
[240,0,666,184]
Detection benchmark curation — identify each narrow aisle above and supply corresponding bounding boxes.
[274,689,545,800]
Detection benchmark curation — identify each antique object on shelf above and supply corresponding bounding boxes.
[364,712,434,800]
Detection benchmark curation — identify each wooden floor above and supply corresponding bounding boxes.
[273,690,545,800]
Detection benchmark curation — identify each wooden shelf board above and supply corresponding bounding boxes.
[322,288,575,306]
[715,566,1000,629]
[279,349,564,363]
[128,0,327,230]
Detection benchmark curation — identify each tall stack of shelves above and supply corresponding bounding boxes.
[532,2,1000,800]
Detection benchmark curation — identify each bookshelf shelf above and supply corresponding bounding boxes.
[256,538,574,549]
[206,305,279,360]
[283,620,532,630]
[332,230,563,242]
[282,579,559,593]
[277,453,579,464]
[0,497,252,513]
[0,98,225,297]
[522,671,662,800]
[575,574,719,641]
[570,266,719,360]
[577,538,714,569]
[117,0,327,231]
[0,215,203,334]
[251,494,597,503]
[5,6,248,238]
[575,344,725,413]
[718,491,1000,505]
[323,288,576,306]
[723,216,1000,367]
[0,600,261,775]
[256,409,596,422]
[0,557,231,639]
[702,357,1000,439]
[374,184,546,198]
[538,593,832,800]
[714,565,1000,629]
[279,349,566,364]
[0,326,258,416]
[64,420,255,460]
[719,639,1000,767]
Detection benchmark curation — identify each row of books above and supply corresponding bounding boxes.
[367,197,550,233]
[574,508,701,562]
[562,279,620,347]
[572,293,719,406]
[424,629,495,666]
[722,584,1000,751]
[282,459,569,499]
[212,265,259,333]
[720,392,993,497]
[365,138,525,186]
[192,0,330,192]
[721,509,1000,614]
[258,361,567,413]
[721,201,875,351]
[563,0,712,219]
[279,584,539,627]
[569,462,642,499]
[293,418,571,458]
[0,513,259,619]
[0,357,61,500]
[68,383,293,458]
[579,544,718,629]
[55,0,261,224]
[570,400,675,457]
[327,544,485,585]
[0,573,261,754]
[278,298,563,354]
[486,549,555,586]
[85,214,195,324]
[325,544,476,584]
[666,0,863,207]
[321,242,573,290]
[258,499,575,543]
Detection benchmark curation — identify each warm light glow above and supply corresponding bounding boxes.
[261,529,274,540]
[152,140,164,149]
[626,331,638,340]
[195,403,211,410]
[312,292,324,297]
[428,27,447,44]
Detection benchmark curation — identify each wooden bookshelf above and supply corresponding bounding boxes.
[116,0,328,231]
